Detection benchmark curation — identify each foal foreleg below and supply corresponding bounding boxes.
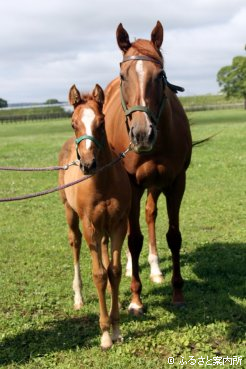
[165,172,186,305]
[65,202,83,310]
[86,230,112,350]
[108,224,126,343]
[145,188,164,283]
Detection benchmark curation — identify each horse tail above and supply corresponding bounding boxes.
[192,131,223,147]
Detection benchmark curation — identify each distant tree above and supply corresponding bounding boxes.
[45,99,60,104]
[217,55,246,109]
[0,98,8,108]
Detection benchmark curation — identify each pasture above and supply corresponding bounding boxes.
[0,109,245,368]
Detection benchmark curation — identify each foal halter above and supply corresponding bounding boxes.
[120,55,167,126]
[75,135,104,160]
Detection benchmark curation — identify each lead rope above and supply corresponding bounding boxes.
[0,160,80,172]
[0,145,132,203]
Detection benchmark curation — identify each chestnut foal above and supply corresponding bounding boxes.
[58,84,131,349]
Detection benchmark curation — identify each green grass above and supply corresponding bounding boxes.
[0,110,245,368]
[179,94,243,107]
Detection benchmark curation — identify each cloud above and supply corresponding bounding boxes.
[0,0,245,102]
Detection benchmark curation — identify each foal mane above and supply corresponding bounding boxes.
[131,39,163,65]
[80,93,93,103]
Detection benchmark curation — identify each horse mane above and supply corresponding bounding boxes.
[131,39,163,64]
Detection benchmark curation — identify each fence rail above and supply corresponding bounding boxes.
[184,102,244,112]
[0,102,244,123]
[0,112,71,123]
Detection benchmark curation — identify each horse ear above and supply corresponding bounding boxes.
[69,85,82,107]
[116,23,131,52]
[151,21,163,49]
[92,84,104,106]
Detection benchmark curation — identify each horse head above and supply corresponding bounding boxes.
[69,84,105,174]
[116,21,166,153]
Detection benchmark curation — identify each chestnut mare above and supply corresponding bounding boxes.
[104,21,192,315]
[58,84,131,349]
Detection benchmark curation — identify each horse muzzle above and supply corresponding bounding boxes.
[79,158,97,175]
[129,123,157,153]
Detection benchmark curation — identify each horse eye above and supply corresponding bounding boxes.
[71,121,76,129]
[120,73,125,81]
[156,71,164,81]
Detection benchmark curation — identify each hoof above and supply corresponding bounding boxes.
[112,325,123,344]
[173,301,186,308]
[101,331,113,350]
[112,335,124,344]
[128,302,144,316]
[173,289,184,307]
[125,269,132,277]
[74,302,84,310]
[150,274,164,284]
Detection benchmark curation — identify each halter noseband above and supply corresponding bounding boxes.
[75,135,104,160]
[120,55,167,126]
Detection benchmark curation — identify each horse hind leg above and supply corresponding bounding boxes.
[145,188,164,284]
[165,172,186,306]
[65,201,83,310]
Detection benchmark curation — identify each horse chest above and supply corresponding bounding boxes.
[135,161,173,188]
[80,198,122,232]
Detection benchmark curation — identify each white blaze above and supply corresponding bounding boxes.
[136,60,146,106]
[81,108,95,149]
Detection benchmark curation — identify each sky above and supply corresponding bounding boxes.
[0,0,245,104]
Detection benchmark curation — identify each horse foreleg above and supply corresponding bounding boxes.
[128,185,144,315]
[165,172,186,305]
[145,188,164,284]
[65,202,83,310]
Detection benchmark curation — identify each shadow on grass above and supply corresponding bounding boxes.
[124,242,246,343]
[1,243,245,365]
[0,314,99,366]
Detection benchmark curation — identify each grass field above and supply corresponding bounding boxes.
[0,110,245,368]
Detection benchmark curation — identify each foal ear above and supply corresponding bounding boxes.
[92,84,104,106]
[116,23,131,52]
[68,85,82,108]
[151,21,163,49]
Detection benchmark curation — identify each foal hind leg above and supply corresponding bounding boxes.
[165,172,186,305]
[145,188,164,284]
[65,202,83,310]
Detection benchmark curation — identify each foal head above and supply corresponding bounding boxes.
[69,84,105,174]
[116,21,166,153]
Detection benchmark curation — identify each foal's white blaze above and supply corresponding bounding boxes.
[136,60,146,106]
[81,108,96,149]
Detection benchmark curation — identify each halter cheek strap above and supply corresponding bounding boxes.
[75,135,104,160]
[120,81,167,126]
